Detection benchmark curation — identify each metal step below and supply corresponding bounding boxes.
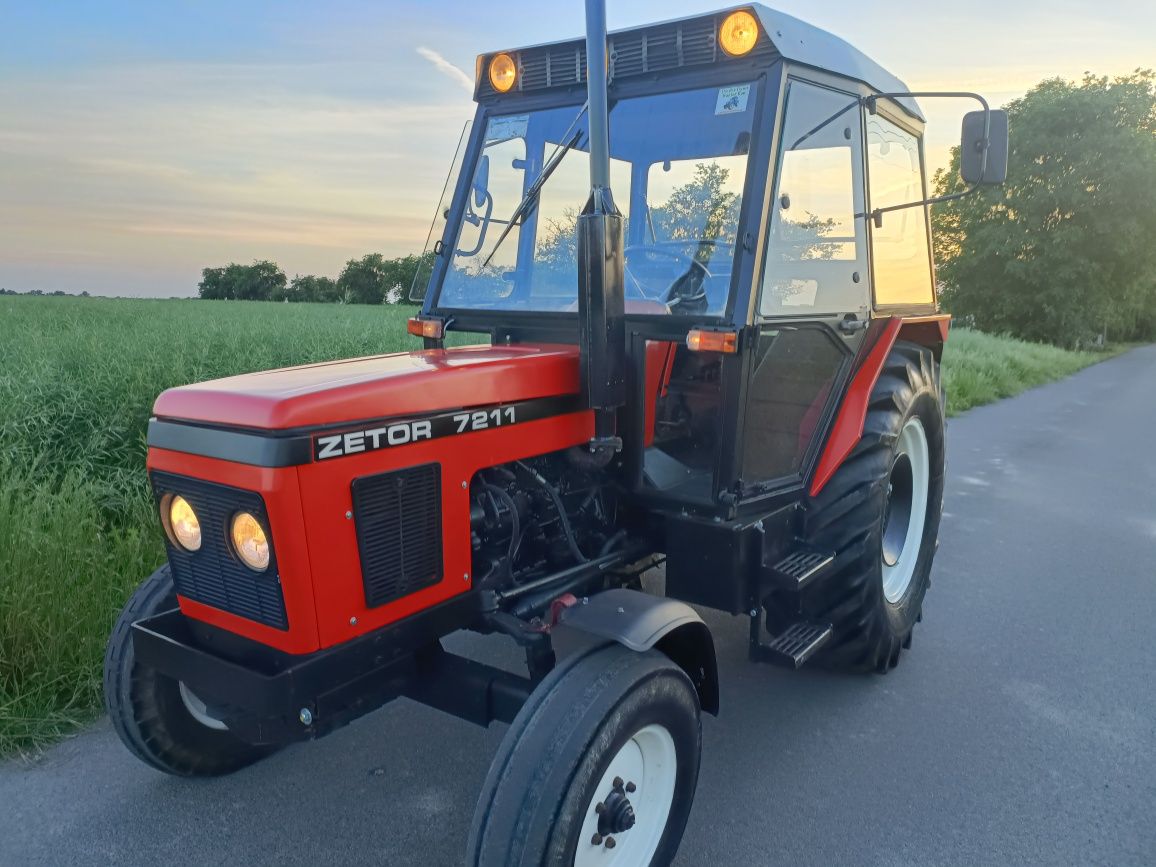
[764,549,835,593]
[757,621,834,669]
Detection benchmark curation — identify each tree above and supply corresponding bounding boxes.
[197,261,287,301]
[286,274,339,303]
[337,253,424,304]
[932,70,1156,347]
[651,162,741,253]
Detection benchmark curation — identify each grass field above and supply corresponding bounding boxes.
[0,295,1121,756]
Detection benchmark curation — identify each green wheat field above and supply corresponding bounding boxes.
[0,295,1113,756]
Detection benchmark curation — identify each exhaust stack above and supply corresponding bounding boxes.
[577,0,626,452]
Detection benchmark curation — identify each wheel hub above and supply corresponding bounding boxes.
[596,778,637,836]
[880,416,931,603]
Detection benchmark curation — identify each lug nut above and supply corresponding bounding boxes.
[595,802,606,814]
[625,781,636,793]
[591,834,603,846]
[613,776,623,788]
[604,837,616,849]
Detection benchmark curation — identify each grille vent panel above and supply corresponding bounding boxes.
[352,464,444,609]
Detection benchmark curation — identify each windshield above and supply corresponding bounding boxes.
[435,82,758,317]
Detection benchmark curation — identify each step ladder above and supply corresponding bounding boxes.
[750,549,836,669]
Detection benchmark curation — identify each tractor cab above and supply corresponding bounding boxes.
[412,4,1000,518]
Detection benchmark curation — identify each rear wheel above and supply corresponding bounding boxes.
[802,340,945,672]
[467,643,701,866]
[103,565,273,776]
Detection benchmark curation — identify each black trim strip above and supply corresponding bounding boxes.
[147,395,584,468]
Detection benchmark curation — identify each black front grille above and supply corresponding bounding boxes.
[151,472,288,630]
[352,464,443,608]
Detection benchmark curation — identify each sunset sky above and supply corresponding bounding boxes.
[1,0,1151,297]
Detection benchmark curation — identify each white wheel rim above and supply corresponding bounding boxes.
[574,723,678,866]
[880,416,930,604]
[179,681,229,731]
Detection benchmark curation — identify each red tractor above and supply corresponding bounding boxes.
[104,4,1007,863]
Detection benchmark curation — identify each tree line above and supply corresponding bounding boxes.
[197,253,432,304]
[933,70,1156,348]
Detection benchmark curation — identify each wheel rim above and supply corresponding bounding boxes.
[179,681,229,731]
[574,723,678,866]
[881,416,930,604]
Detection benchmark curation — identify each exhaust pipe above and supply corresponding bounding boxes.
[577,0,625,453]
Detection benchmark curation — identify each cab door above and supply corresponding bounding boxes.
[739,79,869,493]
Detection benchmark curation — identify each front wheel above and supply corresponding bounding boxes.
[103,565,274,776]
[467,643,702,866]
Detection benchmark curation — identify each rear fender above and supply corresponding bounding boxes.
[810,313,950,497]
[559,588,719,715]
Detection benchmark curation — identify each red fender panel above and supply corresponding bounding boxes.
[809,314,950,497]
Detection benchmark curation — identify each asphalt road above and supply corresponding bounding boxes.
[4,346,1155,866]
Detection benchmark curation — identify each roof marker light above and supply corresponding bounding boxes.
[719,10,759,57]
[489,53,517,93]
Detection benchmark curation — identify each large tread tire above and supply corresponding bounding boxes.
[103,565,274,776]
[467,642,702,866]
[801,340,946,673]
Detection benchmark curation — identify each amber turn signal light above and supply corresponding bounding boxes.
[686,329,738,354]
[407,317,445,339]
[719,10,759,57]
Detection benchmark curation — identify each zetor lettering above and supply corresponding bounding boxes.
[315,421,433,460]
[313,405,519,460]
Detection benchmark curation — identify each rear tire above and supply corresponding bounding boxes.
[802,340,945,673]
[103,565,273,776]
[467,643,702,866]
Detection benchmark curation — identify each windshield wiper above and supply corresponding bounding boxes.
[482,102,589,268]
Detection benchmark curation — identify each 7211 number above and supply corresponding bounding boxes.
[453,406,516,433]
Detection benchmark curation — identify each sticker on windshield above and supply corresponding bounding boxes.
[486,114,529,142]
[715,84,751,115]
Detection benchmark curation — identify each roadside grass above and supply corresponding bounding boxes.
[0,295,1126,756]
[0,296,423,756]
[941,327,1119,415]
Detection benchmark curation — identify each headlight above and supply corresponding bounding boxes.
[231,512,270,572]
[719,10,759,57]
[489,53,517,93]
[164,495,202,552]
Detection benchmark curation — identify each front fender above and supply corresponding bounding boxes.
[559,588,719,715]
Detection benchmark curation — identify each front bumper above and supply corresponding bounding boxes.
[131,592,530,745]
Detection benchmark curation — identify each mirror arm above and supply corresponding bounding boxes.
[862,90,995,227]
[863,183,980,228]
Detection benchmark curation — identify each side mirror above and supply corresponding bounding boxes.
[960,109,1009,185]
[472,154,490,209]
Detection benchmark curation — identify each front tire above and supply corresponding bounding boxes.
[103,565,273,776]
[802,340,946,673]
[467,643,702,866]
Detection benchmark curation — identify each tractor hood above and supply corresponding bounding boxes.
[153,344,581,431]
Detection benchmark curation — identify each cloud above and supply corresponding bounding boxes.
[416,46,474,94]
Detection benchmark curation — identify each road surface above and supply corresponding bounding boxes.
[3,346,1155,866]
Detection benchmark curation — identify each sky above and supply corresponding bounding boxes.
[0,0,1151,297]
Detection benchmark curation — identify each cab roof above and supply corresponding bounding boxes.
[475,3,923,121]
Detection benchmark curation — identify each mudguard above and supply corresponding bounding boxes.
[559,588,719,714]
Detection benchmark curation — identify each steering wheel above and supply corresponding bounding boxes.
[624,244,713,306]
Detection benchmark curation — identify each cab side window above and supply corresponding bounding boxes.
[760,81,868,318]
[866,114,934,306]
